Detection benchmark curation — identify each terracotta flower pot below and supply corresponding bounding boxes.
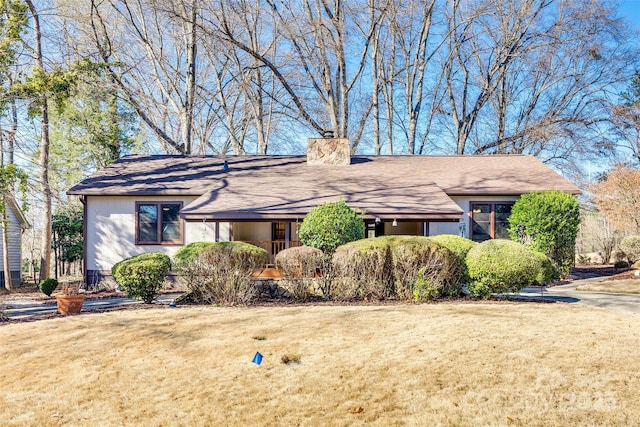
[56,294,85,315]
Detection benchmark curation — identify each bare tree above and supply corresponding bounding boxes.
[88,0,202,154]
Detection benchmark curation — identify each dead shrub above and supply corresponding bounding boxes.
[276,246,324,300]
[176,242,267,305]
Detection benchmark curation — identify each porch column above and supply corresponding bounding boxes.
[285,222,291,249]
[422,221,429,236]
[215,222,220,242]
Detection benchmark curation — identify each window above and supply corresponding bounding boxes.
[470,202,514,242]
[136,202,183,245]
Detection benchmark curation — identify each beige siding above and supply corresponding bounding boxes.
[429,195,519,238]
[86,196,198,270]
[184,221,231,243]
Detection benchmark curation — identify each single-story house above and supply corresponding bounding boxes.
[1,197,30,287]
[67,137,581,285]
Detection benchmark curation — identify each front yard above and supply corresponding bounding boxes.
[1,303,639,426]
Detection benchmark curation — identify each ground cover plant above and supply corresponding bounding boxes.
[1,304,639,426]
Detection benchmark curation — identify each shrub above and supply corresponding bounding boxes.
[466,240,544,298]
[508,191,580,277]
[430,234,476,281]
[39,278,58,296]
[182,242,267,305]
[276,246,324,300]
[298,200,364,254]
[112,252,171,303]
[174,241,217,266]
[614,260,630,269]
[620,236,640,264]
[534,251,561,285]
[576,254,591,265]
[387,236,463,300]
[332,239,393,300]
[332,236,463,301]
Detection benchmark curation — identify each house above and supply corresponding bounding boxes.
[1,197,30,288]
[67,137,581,285]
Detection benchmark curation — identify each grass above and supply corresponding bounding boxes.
[576,279,640,294]
[2,303,640,426]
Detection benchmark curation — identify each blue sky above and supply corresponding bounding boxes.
[619,1,640,29]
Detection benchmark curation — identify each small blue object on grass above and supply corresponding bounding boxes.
[252,352,263,365]
[169,301,176,308]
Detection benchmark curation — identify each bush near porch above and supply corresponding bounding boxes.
[174,241,268,305]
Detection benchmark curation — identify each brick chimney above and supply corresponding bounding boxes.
[307,132,350,166]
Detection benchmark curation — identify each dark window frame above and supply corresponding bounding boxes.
[469,201,515,242]
[135,202,184,245]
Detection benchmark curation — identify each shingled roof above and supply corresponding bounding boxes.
[67,154,580,220]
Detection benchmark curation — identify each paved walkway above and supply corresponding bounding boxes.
[517,277,640,314]
[3,293,182,319]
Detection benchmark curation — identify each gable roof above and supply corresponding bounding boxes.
[67,154,580,220]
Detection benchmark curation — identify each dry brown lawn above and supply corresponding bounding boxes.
[1,303,639,426]
[576,279,640,294]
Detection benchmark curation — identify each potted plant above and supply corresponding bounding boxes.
[55,282,85,315]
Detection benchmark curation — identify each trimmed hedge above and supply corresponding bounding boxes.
[173,241,217,266]
[299,200,364,254]
[332,236,463,301]
[430,234,476,280]
[332,238,394,300]
[112,252,171,303]
[181,241,268,305]
[466,240,544,298]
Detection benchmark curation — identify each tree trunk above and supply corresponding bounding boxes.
[26,1,52,283]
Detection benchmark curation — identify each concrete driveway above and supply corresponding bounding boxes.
[518,278,640,314]
[3,293,182,320]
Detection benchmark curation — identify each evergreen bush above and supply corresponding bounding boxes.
[508,191,580,276]
[298,200,364,254]
[466,240,543,298]
[112,252,171,303]
[39,278,58,296]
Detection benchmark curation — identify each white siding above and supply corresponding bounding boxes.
[0,203,23,273]
[86,196,198,271]
[429,195,519,238]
